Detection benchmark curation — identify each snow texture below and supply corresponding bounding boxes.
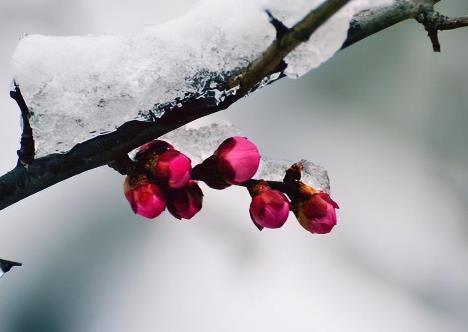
[161,122,330,192]
[12,0,393,156]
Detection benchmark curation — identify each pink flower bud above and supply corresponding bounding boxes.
[214,136,260,185]
[151,150,192,189]
[292,192,339,234]
[167,181,204,220]
[124,175,166,219]
[137,140,192,189]
[249,183,290,230]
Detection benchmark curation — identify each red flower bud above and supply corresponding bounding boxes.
[249,183,290,230]
[136,140,192,189]
[150,150,192,189]
[167,181,204,220]
[214,136,260,185]
[124,175,166,219]
[292,191,339,234]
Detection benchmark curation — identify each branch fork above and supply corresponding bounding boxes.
[416,4,468,52]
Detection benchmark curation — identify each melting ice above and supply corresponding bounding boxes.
[12,0,392,156]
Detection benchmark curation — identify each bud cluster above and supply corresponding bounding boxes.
[122,136,339,234]
[124,140,202,220]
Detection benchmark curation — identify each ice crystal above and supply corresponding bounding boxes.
[161,121,243,164]
[162,122,331,192]
[256,158,330,193]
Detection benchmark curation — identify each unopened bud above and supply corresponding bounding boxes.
[167,181,204,220]
[215,136,260,185]
[124,175,166,219]
[150,150,192,189]
[291,184,339,234]
[249,182,290,230]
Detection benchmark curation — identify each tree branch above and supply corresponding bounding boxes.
[342,0,420,48]
[237,0,351,93]
[416,5,468,52]
[0,0,467,210]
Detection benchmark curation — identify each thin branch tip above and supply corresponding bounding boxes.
[265,9,289,39]
[0,258,22,273]
[10,85,35,164]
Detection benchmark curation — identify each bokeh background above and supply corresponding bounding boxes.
[1,1,467,331]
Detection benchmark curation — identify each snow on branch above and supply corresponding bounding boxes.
[13,0,390,157]
[0,0,467,212]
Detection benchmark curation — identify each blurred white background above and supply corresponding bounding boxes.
[0,1,467,331]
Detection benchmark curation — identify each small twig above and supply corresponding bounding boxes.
[435,15,468,30]
[416,7,468,52]
[265,10,290,39]
[10,82,35,165]
[0,258,22,274]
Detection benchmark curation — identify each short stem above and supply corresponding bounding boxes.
[108,155,137,175]
[237,179,305,202]
[191,157,231,190]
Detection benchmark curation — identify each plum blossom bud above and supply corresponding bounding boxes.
[249,182,290,230]
[167,181,204,220]
[192,136,261,189]
[215,136,261,185]
[150,150,192,189]
[292,187,339,234]
[124,175,166,219]
[136,140,192,189]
